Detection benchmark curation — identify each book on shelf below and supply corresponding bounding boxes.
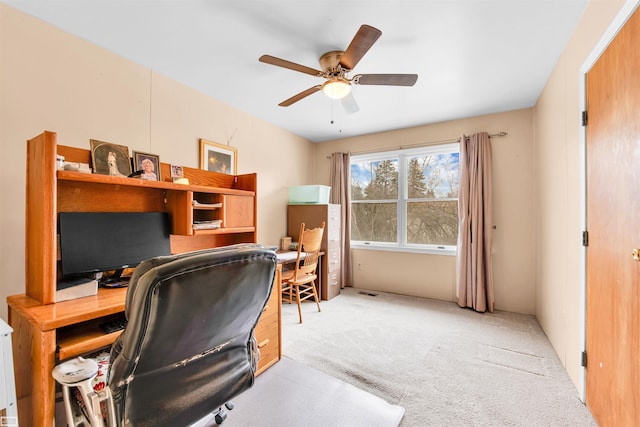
[56,276,98,302]
[192,219,223,230]
[192,200,223,208]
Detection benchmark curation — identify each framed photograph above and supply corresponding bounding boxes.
[200,138,237,175]
[170,164,184,178]
[132,151,161,181]
[90,139,132,177]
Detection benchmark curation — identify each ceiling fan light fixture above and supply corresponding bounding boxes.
[322,78,351,100]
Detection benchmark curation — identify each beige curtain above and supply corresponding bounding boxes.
[330,152,352,287]
[456,132,494,312]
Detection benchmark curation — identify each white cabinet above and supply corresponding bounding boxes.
[0,319,17,425]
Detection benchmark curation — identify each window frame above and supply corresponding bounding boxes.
[350,142,459,256]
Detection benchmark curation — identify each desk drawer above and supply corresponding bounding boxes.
[328,204,341,223]
[327,249,341,273]
[328,227,341,243]
[254,311,279,374]
[261,284,280,319]
[327,269,341,287]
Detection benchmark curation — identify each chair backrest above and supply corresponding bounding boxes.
[107,244,277,426]
[293,222,325,281]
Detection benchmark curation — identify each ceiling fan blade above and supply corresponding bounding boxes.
[341,92,360,114]
[339,25,382,70]
[259,55,323,77]
[279,85,322,107]
[353,74,418,86]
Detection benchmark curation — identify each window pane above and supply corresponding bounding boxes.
[350,145,459,250]
[407,153,459,199]
[407,201,458,245]
[350,159,398,201]
[351,202,397,242]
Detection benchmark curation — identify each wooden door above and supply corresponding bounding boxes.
[585,6,640,426]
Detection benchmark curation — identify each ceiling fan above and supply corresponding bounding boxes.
[259,24,418,113]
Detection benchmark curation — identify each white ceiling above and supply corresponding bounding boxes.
[6,0,588,142]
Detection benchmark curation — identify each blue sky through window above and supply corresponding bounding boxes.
[351,153,459,198]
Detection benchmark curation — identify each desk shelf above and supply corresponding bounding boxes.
[193,226,255,235]
[193,205,221,211]
[56,170,255,197]
[57,321,123,361]
[7,288,127,331]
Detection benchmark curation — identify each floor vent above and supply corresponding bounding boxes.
[358,291,378,297]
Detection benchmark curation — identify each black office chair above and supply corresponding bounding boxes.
[53,244,277,426]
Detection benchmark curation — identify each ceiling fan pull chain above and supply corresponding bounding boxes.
[330,99,334,125]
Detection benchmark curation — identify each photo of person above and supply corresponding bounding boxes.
[90,139,132,177]
[132,151,161,181]
[140,158,157,180]
[170,164,184,178]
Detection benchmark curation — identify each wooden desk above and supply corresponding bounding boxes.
[8,267,281,427]
[10,131,275,426]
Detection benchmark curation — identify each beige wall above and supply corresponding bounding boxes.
[533,0,626,389]
[0,4,313,321]
[313,109,536,314]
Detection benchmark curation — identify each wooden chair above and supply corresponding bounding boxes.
[282,222,325,323]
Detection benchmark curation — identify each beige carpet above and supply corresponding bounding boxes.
[282,287,597,427]
[55,287,594,426]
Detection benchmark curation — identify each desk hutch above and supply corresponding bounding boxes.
[7,131,281,426]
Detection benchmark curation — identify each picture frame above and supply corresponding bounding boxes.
[170,164,184,178]
[90,139,132,177]
[200,138,237,175]
[132,151,162,181]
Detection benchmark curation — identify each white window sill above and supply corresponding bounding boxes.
[350,243,456,256]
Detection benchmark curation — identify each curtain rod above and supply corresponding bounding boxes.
[327,131,508,158]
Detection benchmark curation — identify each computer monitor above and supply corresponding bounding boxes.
[58,212,172,285]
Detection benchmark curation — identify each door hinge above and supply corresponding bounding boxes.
[582,231,589,247]
[581,351,587,367]
[582,110,588,126]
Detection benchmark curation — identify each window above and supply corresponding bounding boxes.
[350,143,459,253]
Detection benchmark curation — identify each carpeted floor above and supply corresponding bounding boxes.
[54,287,596,426]
[282,287,597,427]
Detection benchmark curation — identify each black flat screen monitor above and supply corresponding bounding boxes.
[58,212,172,282]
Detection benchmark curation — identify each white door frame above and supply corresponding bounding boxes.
[578,0,640,403]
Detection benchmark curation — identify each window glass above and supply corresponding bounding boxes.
[350,158,398,242]
[406,152,459,246]
[406,200,458,245]
[350,158,398,201]
[406,153,459,199]
[351,202,397,242]
[350,144,459,252]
